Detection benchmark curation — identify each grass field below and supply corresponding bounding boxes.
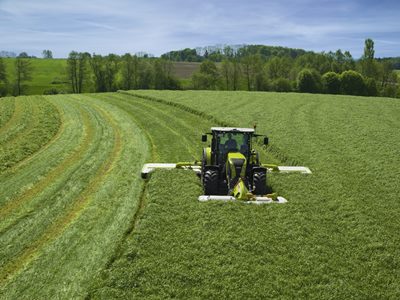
[2,58,199,96]
[1,90,400,299]
[3,58,69,95]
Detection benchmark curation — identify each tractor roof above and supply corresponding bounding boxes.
[211,127,255,133]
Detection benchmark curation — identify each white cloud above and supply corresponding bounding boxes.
[0,0,399,57]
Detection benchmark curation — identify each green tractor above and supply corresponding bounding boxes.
[200,127,270,200]
[141,126,311,204]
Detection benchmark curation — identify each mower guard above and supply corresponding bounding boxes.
[141,162,312,179]
[198,195,287,204]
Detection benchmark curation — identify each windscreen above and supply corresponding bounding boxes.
[217,132,250,155]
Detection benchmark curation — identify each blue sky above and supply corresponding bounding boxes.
[0,0,399,58]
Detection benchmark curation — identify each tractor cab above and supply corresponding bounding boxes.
[202,127,268,165]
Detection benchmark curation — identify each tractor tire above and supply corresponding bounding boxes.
[253,171,267,195]
[203,170,218,195]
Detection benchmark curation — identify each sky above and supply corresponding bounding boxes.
[0,0,399,58]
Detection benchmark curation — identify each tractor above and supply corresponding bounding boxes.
[141,126,311,204]
[200,127,269,200]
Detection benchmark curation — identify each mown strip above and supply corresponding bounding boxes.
[0,96,83,204]
[0,103,122,285]
[0,96,61,173]
[0,99,110,271]
[0,94,149,299]
[0,98,15,130]
[0,103,93,228]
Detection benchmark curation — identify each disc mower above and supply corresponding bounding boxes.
[141,127,311,204]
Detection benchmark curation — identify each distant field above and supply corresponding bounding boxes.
[173,61,200,78]
[1,90,400,299]
[3,58,69,95]
[2,58,199,95]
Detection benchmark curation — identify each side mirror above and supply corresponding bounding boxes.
[263,137,269,145]
[202,134,207,142]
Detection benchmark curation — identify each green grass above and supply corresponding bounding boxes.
[1,90,400,299]
[4,58,69,95]
[0,96,61,172]
[0,94,149,298]
[90,90,400,299]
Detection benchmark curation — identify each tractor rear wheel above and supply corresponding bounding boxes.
[253,171,267,195]
[203,170,218,195]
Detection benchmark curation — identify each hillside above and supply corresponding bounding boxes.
[1,91,400,299]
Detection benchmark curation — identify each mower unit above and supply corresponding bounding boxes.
[141,127,312,204]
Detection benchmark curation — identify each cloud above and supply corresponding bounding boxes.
[0,0,399,57]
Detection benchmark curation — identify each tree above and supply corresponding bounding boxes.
[297,68,322,93]
[364,78,378,96]
[220,59,232,90]
[322,72,341,94]
[271,78,292,92]
[340,70,366,96]
[90,54,107,92]
[121,53,139,90]
[363,38,375,60]
[17,52,29,58]
[13,57,33,96]
[66,51,89,93]
[192,60,219,90]
[104,54,119,92]
[137,59,153,89]
[265,57,292,80]
[153,59,179,89]
[231,58,241,91]
[42,50,53,59]
[0,58,8,96]
[359,38,378,79]
[241,54,265,91]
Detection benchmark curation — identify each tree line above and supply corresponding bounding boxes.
[161,44,308,62]
[189,39,399,98]
[64,52,180,94]
[0,40,399,98]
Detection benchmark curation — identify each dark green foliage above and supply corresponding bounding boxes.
[120,53,139,90]
[43,88,65,95]
[66,51,89,93]
[161,44,307,62]
[340,70,366,96]
[381,84,398,98]
[322,72,341,94]
[162,48,202,62]
[192,60,219,89]
[265,56,293,80]
[364,78,378,96]
[153,59,180,90]
[0,58,7,96]
[13,57,33,96]
[89,54,119,92]
[42,50,53,59]
[297,68,322,93]
[363,38,375,60]
[271,78,292,92]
